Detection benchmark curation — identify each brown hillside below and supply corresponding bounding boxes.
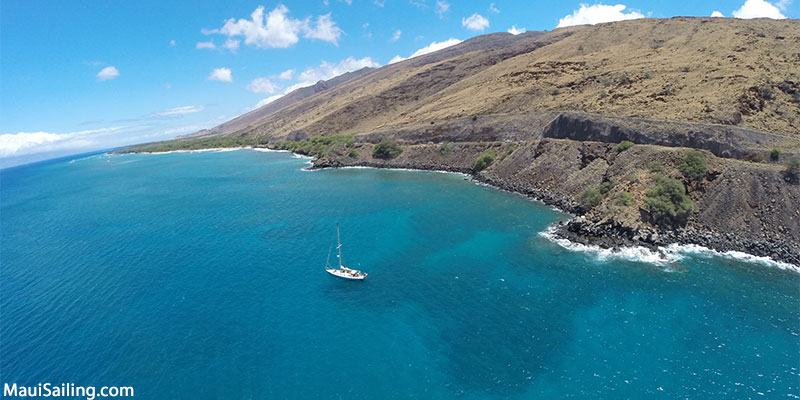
[226,17,799,142]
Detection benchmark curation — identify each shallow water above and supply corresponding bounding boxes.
[2,149,798,399]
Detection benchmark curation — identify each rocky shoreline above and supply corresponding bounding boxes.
[313,155,800,267]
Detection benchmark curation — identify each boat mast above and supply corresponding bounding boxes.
[336,223,344,269]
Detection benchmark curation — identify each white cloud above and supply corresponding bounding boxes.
[489,3,500,13]
[292,57,379,88]
[508,26,526,35]
[304,13,344,45]
[253,56,380,108]
[0,127,123,158]
[223,39,240,52]
[462,13,489,31]
[148,106,205,118]
[556,4,645,28]
[392,29,403,41]
[247,77,280,94]
[208,68,233,82]
[196,41,216,49]
[711,11,725,17]
[279,69,295,80]
[96,66,119,81]
[389,38,463,64]
[169,39,177,47]
[253,95,285,109]
[731,0,786,19]
[213,5,343,49]
[218,5,303,48]
[435,1,450,17]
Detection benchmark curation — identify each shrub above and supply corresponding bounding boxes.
[758,85,775,100]
[770,148,781,161]
[597,181,614,195]
[681,66,691,73]
[372,138,403,159]
[645,175,694,221]
[616,191,633,206]
[616,140,634,153]
[679,149,707,180]
[348,149,359,158]
[578,187,604,208]
[577,181,614,209]
[473,150,497,171]
[471,114,479,122]
[438,141,453,155]
[785,158,800,183]
[647,161,664,173]
[550,88,560,96]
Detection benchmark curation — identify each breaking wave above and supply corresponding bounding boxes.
[539,226,799,273]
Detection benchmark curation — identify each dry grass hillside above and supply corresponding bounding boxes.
[228,17,799,142]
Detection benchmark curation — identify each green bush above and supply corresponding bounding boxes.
[471,114,479,122]
[615,191,633,206]
[438,141,453,155]
[597,181,614,195]
[578,187,604,208]
[785,158,800,183]
[348,149,359,158]
[550,88,560,96]
[372,138,403,159]
[770,148,781,161]
[681,66,691,73]
[647,161,664,173]
[274,134,355,158]
[577,181,614,208]
[645,175,694,221]
[679,149,707,180]
[473,150,497,171]
[616,140,634,153]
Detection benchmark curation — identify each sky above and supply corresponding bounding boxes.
[1,0,797,168]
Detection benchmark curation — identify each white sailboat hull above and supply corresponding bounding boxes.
[325,267,367,280]
[324,224,367,281]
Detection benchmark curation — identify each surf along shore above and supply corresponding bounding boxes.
[114,129,800,268]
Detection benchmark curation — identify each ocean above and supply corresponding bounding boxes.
[1,149,798,399]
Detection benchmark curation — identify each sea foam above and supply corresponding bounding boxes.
[539,226,799,273]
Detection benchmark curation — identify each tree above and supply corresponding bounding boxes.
[645,175,693,223]
[578,187,603,208]
[372,138,403,159]
[770,148,781,161]
[679,149,707,180]
[616,140,634,153]
[473,150,497,171]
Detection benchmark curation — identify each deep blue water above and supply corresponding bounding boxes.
[1,149,798,399]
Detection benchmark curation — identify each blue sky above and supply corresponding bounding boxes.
[1,0,796,168]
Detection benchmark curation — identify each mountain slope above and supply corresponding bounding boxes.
[183,67,375,139]
[212,17,799,141]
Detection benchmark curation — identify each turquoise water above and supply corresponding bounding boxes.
[1,149,798,399]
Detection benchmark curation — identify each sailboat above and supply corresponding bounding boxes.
[325,223,367,281]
